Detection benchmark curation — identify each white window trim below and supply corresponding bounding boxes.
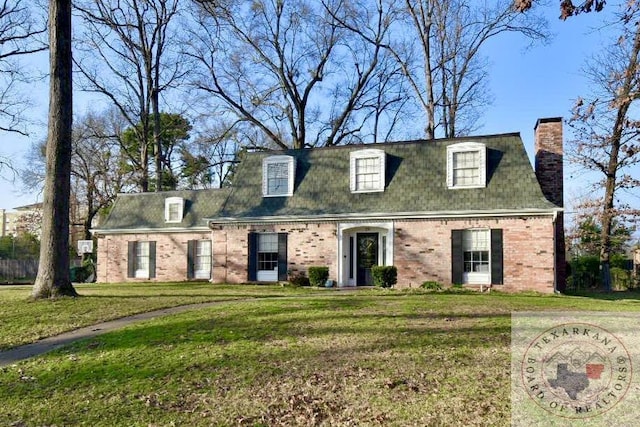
[164,196,185,223]
[350,148,386,193]
[262,155,295,197]
[446,142,487,189]
[462,228,491,285]
[135,241,150,279]
[194,240,212,280]
[256,233,279,281]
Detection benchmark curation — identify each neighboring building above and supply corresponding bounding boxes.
[93,118,566,293]
[0,203,43,238]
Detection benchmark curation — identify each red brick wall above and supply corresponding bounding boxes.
[534,117,566,290]
[211,223,338,283]
[98,216,558,293]
[96,231,212,283]
[393,216,557,293]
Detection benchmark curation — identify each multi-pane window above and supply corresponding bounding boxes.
[350,149,386,193]
[355,157,381,191]
[263,155,295,197]
[194,240,212,279]
[135,241,150,278]
[165,196,184,222]
[453,151,480,187]
[258,233,278,272]
[167,203,181,221]
[463,229,490,275]
[267,162,289,195]
[446,142,486,189]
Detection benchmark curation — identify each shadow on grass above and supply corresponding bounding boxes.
[564,289,640,301]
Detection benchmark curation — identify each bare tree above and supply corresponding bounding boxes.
[567,2,640,290]
[189,0,397,149]
[395,0,548,139]
[74,0,185,192]
[32,0,77,299]
[23,109,135,241]
[71,110,134,239]
[515,0,606,19]
[0,0,47,135]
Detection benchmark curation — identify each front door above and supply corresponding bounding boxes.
[356,233,378,286]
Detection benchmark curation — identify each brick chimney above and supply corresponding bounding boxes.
[534,117,564,207]
[534,117,565,292]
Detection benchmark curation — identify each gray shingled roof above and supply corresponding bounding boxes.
[97,133,559,231]
[216,133,558,220]
[96,188,230,231]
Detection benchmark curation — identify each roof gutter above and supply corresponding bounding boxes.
[205,208,563,226]
[90,225,210,236]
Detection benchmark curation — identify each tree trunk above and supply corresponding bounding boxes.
[32,0,78,298]
[153,88,162,191]
[599,20,640,292]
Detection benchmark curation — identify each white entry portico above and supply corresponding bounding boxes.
[337,221,394,287]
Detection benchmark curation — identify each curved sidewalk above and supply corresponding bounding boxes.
[0,300,245,367]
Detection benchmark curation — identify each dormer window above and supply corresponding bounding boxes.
[164,196,184,223]
[262,155,295,197]
[446,142,487,189]
[350,148,386,193]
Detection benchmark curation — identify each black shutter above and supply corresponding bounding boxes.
[277,233,288,281]
[491,229,503,285]
[127,241,136,278]
[451,230,463,285]
[187,240,196,279]
[248,232,257,281]
[149,241,156,279]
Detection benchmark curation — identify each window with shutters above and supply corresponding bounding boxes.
[446,142,486,189]
[249,233,287,282]
[262,155,295,197]
[452,229,502,286]
[128,241,156,279]
[350,149,386,193]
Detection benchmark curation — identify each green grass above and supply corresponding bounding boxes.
[0,282,317,351]
[1,285,640,426]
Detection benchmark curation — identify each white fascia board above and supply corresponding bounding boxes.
[205,208,563,225]
[90,226,210,235]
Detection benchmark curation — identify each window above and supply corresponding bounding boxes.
[258,233,278,279]
[248,232,288,282]
[451,229,502,285]
[350,149,386,193]
[127,241,156,279]
[164,197,184,223]
[446,142,486,189]
[188,240,212,280]
[135,241,150,278]
[463,229,490,284]
[262,155,295,197]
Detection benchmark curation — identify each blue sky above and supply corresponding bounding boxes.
[0,4,626,219]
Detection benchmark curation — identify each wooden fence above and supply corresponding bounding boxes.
[0,259,39,282]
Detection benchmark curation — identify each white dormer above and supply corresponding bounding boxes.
[164,196,185,223]
[350,148,386,193]
[262,155,295,197]
[446,142,487,189]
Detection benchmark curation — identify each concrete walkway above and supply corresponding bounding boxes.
[0,300,245,367]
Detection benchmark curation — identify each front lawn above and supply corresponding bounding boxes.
[0,283,315,351]
[1,286,640,426]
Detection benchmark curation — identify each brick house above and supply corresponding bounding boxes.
[93,118,566,293]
